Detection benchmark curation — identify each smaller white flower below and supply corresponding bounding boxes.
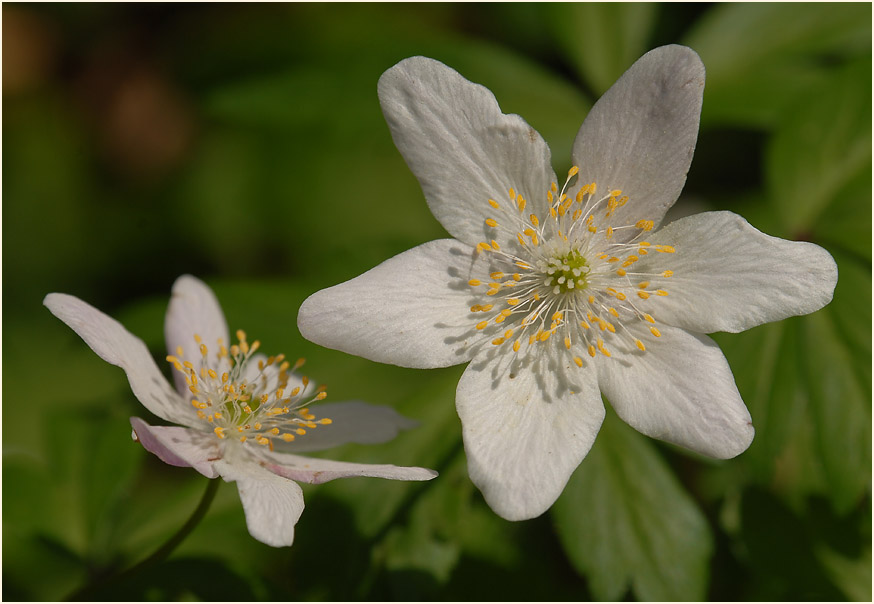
[44,275,436,547]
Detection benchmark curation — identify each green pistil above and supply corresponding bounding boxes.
[546,249,590,293]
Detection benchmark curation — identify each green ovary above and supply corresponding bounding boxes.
[546,249,590,293]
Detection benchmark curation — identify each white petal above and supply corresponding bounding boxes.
[214,459,304,547]
[378,56,557,248]
[596,324,753,458]
[640,211,838,333]
[44,293,197,427]
[298,239,479,369]
[456,351,605,521]
[258,449,437,485]
[572,45,704,237]
[272,401,420,453]
[164,275,230,395]
[130,417,219,478]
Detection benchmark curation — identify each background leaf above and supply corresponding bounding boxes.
[552,411,713,601]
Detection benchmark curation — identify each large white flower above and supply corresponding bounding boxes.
[44,275,436,547]
[296,46,838,521]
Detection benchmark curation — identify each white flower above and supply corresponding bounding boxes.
[44,275,437,547]
[296,46,838,521]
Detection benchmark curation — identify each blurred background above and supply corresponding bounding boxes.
[3,3,871,601]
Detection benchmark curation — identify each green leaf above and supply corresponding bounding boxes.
[552,411,713,600]
[802,310,871,513]
[684,3,871,127]
[816,544,872,602]
[766,59,872,234]
[712,322,805,483]
[545,3,657,95]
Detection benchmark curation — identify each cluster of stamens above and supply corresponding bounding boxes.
[467,165,677,366]
[166,330,331,451]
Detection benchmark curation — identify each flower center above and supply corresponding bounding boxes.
[167,330,331,450]
[466,166,677,366]
[542,249,590,294]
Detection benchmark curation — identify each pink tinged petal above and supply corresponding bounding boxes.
[130,417,219,478]
[596,324,754,459]
[272,401,421,453]
[378,56,557,248]
[258,450,438,485]
[298,239,479,369]
[214,460,304,547]
[164,275,230,395]
[44,293,198,427]
[456,353,605,521]
[641,211,838,334]
[572,45,705,238]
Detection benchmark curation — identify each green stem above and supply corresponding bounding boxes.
[67,478,220,601]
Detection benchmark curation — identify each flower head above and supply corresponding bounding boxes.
[297,46,838,521]
[45,275,436,546]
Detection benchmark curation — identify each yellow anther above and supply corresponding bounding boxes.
[236,329,246,342]
[290,387,301,396]
[486,289,499,296]
[509,187,516,200]
[551,182,558,193]
[610,189,622,197]
[551,311,564,322]
[616,292,627,301]
[656,245,675,253]
[199,344,208,357]
[485,218,499,228]
[239,436,247,443]
[635,220,654,231]
[662,270,674,278]
[635,339,646,352]
[572,209,583,221]
[618,196,629,207]
[517,197,526,212]
[214,412,222,419]
[488,199,500,209]
[507,298,520,306]
[609,308,619,318]
[256,436,269,446]
[229,345,240,357]
[588,295,595,304]
[608,256,620,263]
[470,304,482,312]
[512,340,521,352]
[503,329,514,339]
[638,291,650,300]
[250,341,261,353]
[491,337,505,346]
[550,207,557,219]
[547,190,554,203]
[282,433,295,442]
[490,272,504,280]
[529,214,540,226]
[301,376,309,386]
[657,290,669,297]
[580,320,590,329]
[279,361,290,372]
[214,427,225,439]
[193,334,202,344]
[476,320,489,330]
[564,336,572,350]
[638,281,650,289]
[588,225,597,233]
[606,323,616,333]
[574,356,584,368]
[261,394,270,404]
[477,242,491,253]
[568,165,579,178]
[621,256,639,268]
[468,279,481,287]
[481,304,494,312]
[296,428,307,435]
[269,427,280,435]
[606,227,614,239]
[517,232,526,246]
[597,339,611,357]
[491,239,501,250]
[512,273,521,281]
[494,315,506,324]
[644,314,655,324]
[588,345,596,357]
[315,392,327,400]
[650,327,661,337]
[529,334,536,345]
[319,418,333,425]
[531,234,539,246]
